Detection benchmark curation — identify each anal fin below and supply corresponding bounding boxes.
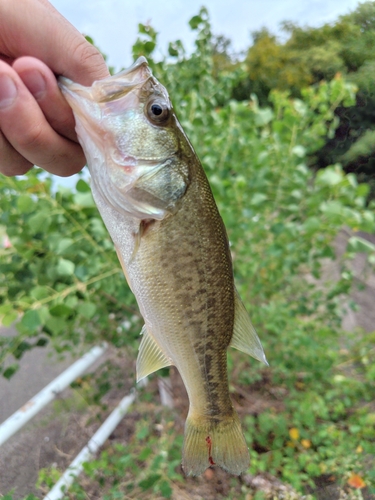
[136,325,173,382]
[230,289,268,365]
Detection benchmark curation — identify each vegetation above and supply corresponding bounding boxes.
[236,2,375,197]
[1,6,375,500]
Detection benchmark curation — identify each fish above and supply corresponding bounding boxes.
[59,57,267,476]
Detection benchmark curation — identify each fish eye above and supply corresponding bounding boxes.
[146,99,170,124]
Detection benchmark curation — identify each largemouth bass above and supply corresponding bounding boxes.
[59,57,267,476]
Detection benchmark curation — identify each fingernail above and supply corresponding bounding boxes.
[21,70,46,100]
[0,74,17,109]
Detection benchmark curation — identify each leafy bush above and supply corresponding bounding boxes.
[1,8,375,499]
[0,175,142,379]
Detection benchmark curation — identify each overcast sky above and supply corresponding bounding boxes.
[51,0,361,71]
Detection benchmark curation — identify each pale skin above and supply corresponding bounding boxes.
[0,0,109,177]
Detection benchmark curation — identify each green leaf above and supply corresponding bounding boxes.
[14,341,32,359]
[77,302,96,319]
[20,310,41,332]
[292,145,306,158]
[320,200,344,216]
[0,305,12,315]
[317,166,343,186]
[36,337,48,347]
[303,217,321,234]
[3,363,19,380]
[250,193,267,205]
[28,211,50,233]
[45,316,67,335]
[30,286,50,300]
[73,191,95,208]
[65,296,78,309]
[49,304,74,318]
[17,195,35,213]
[2,311,18,327]
[138,446,153,461]
[254,107,273,126]
[138,23,156,37]
[144,41,156,54]
[189,15,203,29]
[56,238,74,255]
[38,306,50,323]
[159,479,173,498]
[136,426,149,440]
[139,474,161,490]
[90,218,107,237]
[56,258,75,276]
[168,43,179,57]
[76,179,91,192]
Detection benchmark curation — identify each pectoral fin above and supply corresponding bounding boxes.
[130,219,156,263]
[136,325,173,382]
[230,289,268,365]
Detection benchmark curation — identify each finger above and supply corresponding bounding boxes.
[0,0,109,84]
[0,130,33,177]
[0,61,86,176]
[0,55,14,65]
[13,56,77,142]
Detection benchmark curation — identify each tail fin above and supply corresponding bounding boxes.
[182,411,249,476]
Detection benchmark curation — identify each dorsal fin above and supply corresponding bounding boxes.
[136,325,173,382]
[230,289,268,365]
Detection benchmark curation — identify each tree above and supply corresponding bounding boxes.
[238,1,375,197]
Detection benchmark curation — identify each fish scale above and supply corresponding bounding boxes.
[131,162,234,415]
[59,56,267,476]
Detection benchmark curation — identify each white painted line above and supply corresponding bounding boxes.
[43,390,136,500]
[0,344,107,447]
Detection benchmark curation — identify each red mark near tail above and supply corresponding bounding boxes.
[206,436,216,466]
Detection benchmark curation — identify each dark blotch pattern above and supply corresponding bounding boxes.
[134,121,235,419]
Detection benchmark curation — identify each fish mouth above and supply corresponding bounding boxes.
[115,56,149,79]
[58,56,152,112]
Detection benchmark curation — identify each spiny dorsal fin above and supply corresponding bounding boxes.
[136,325,173,382]
[230,289,268,365]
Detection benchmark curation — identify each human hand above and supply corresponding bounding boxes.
[0,0,109,177]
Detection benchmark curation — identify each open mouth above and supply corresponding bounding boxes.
[59,56,151,105]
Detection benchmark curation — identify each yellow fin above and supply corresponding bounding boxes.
[136,325,173,382]
[182,411,249,476]
[230,289,268,365]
